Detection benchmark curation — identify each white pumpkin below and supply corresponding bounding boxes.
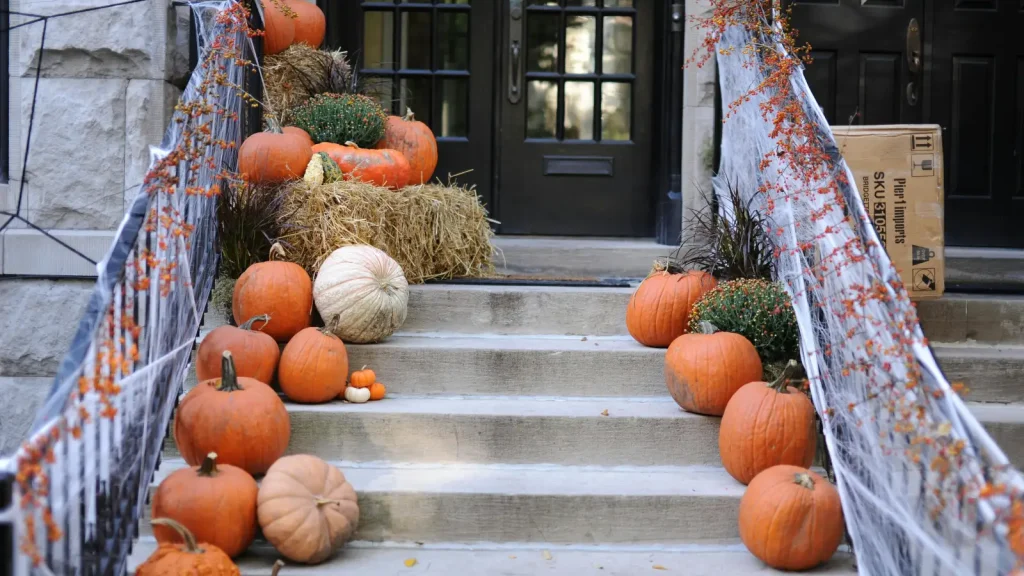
[313,245,409,343]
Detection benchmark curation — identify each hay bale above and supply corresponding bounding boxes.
[278,179,496,283]
[263,44,351,126]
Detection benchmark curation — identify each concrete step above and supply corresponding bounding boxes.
[932,343,1024,403]
[916,293,1024,345]
[946,247,1024,292]
[492,236,668,279]
[164,396,722,467]
[140,461,748,544]
[128,538,856,575]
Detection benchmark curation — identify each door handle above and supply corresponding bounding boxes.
[508,0,524,104]
[905,18,921,106]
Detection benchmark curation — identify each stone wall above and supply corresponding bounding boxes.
[681,0,718,231]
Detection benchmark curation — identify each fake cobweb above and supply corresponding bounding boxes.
[715,22,1024,576]
[0,2,255,574]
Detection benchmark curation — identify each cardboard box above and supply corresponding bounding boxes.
[832,124,945,300]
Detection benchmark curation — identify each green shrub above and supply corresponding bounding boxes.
[689,278,799,364]
[291,93,388,148]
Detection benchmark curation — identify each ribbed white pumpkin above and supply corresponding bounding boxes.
[313,245,409,343]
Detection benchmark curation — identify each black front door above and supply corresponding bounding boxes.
[930,1,1024,248]
[497,0,655,236]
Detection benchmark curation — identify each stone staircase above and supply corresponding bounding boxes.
[125,237,1024,574]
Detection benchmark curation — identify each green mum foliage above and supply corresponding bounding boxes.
[689,278,799,364]
[291,93,388,148]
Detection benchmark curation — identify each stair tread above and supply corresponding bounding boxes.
[152,459,745,497]
[128,538,856,575]
[351,333,656,351]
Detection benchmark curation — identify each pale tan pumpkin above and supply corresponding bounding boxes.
[313,245,409,343]
[257,454,360,564]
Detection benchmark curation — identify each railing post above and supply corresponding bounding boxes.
[0,459,13,576]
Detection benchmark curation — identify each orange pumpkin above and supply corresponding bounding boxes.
[285,0,325,48]
[312,141,411,190]
[664,321,762,416]
[260,0,295,56]
[195,314,279,384]
[279,327,349,403]
[375,108,438,185]
[151,453,258,558]
[739,465,844,571]
[237,121,312,184]
[368,382,387,401]
[349,367,375,389]
[232,243,313,342]
[626,268,717,348]
[283,125,315,148]
[174,351,291,476]
[719,360,817,484]
[136,518,239,576]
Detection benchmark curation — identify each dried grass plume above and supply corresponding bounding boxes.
[263,44,352,127]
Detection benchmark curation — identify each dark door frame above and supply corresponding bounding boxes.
[320,0,683,243]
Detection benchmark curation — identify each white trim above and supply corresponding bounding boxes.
[1,228,114,276]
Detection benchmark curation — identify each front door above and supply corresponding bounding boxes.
[497,0,656,236]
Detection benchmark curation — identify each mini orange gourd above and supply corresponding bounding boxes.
[312,141,411,190]
[739,465,845,571]
[232,244,313,342]
[278,327,349,403]
[664,321,762,416]
[349,367,375,389]
[375,108,438,185]
[151,453,258,558]
[368,382,387,401]
[626,267,717,348]
[135,518,239,576]
[195,315,279,384]
[719,360,817,484]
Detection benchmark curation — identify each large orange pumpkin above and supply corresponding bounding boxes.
[375,108,438,185]
[232,244,313,342]
[174,351,291,476]
[312,141,411,190]
[664,321,762,416]
[278,327,349,403]
[258,454,360,564]
[195,315,279,384]
[136,518,239,576]
[626,268,716,348]
[285,0,325,48]
[151,453,258,558]
[283,125,315,148]
[237,121,312,184]
[719,360,817,484]
[739,465,844,571]
[260,0,295,56]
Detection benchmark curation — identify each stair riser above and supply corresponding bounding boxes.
[916,297,1024,345]
[933,351,1024,403]
[492,237,666,278]
[164,410,723,466]
[139,492,740,544]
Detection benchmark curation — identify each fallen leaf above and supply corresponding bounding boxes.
[581,336,588,341]
[653,565,668,571]
[542,550,553,561]
[600,409,609,416]
[509,555,517,559]
[405,558,417,567]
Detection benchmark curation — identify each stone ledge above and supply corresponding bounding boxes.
[1,228,114,276]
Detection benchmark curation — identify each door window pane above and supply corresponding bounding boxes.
[602,15,632,74]
[436,0,470,4]
[527,0,559,5]
[604,0,633,6]
[399,76,433,127]
[400,11,432,70]
[564,81,595,140]
[565,15,596,74]
[365,76,395,114]
[364,11,395,69]
[527,13,560,72]
[565,0,597,5]
[601,82,630,140]
[438,12,470,70]
[440,78,469,137]
[527,80,558,138]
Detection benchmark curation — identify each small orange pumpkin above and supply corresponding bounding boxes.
[285,0,325,48]
[368,382,386,401]
[719,360,817,485]
[260,0,295,56]
[232,243,313,342]
[195,315,279,384]
[174,351,291,476]
[739,465,845,571]
[279,327,349,403]
[312,141,411,190]
[375,108,438,185]
[349,367,375,389]
[136,518,239,576]
[626,268,717,348]
[664,321,762,416]
[238,120,312,184]
[151,453,258,558]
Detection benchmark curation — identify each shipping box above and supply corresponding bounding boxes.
[833,124,945,300]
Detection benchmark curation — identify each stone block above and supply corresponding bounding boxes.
[124,80,182,209]
[0,278,95,377]
[169,5,193,87]
[22,77,128,230]
[0,377,53,456]
[17,0,174,79]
